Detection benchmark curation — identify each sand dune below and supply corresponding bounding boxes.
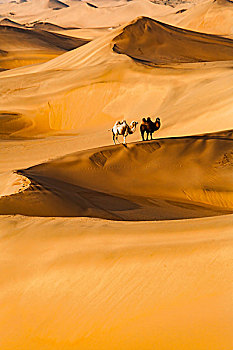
[113,17,233,64]
[0,17,25,28]
[0,171,30,197]
[48,0,69,10]
[86,2,98,8]
[174,0,233,36]
[0,0,71,26]
[28,0,173,29]
[1,130,232,220]
[0,25,89,69]
[54,27,112,40]
[0,1,233,349]
[2,0,232,36]
[0,26,233,137]
[28,21,67,31]
[0,0,172,29]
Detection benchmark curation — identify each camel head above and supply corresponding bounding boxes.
[155,117,161,130]
[130,121,138,128]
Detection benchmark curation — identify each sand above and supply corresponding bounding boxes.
[0,214,232,350]
[0,0,232,349]
[173,0,233,37]
[1,130,233,219]
[0,25,89,69]
[113,17,233,64]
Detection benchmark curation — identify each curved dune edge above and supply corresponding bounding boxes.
[0,25,90,70]
[112,16,233,65]
[1,20,233,137]
[0,130,232,220]
[0,172,31,198]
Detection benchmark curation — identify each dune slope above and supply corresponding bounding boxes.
[0,0,173,29]
[48,0,69,9]
[1,130,232,220]
[29,21,67,31]
[0,25,89,69]
[0,213,232,350]
[113,16,233,64]
[0,16,233,137]
[174,0,233,37]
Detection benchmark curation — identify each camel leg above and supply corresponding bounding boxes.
[141,130,145,141]
[116,134,120,144]
[146,132,149,141]
[112,132,116,145]
[150,133,153,140]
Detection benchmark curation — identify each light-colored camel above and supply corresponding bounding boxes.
[112,120,138,144]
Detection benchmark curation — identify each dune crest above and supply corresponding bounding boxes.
[0,17,25,28]
[1,131,233,220]
[0,13,233,138]
[48,0,69,10]
[0,25,89,69]
[112,16,233,64]
[0,171,30,197]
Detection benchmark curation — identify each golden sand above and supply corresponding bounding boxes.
[0,0,232,349]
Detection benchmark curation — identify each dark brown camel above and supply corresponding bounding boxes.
[140,117,161,141]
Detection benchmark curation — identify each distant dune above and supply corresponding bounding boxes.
[0,17,25,28]
[0,25,89,69]
[113,16,233,64]
[0,17,233,138]
[174,0,233,36]
[35,0,173,28]
[48,0,69,10]
[86,2,98,8]
[28,21,66,31]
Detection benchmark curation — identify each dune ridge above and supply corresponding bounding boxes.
[48,0,69,9]
[174,0,233,36]
[0,17,233,137]
[113,16,233,64]
[0,0,173,29]
[28,21,67,31]
[1,130,232,220]
[0,17,25,28]
[0,25,89,69]
[0,171,30,197]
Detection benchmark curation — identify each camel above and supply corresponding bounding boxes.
[140,117,161,141]
[112,120,138,144]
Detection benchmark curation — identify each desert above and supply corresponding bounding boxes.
[0,0,232,349]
